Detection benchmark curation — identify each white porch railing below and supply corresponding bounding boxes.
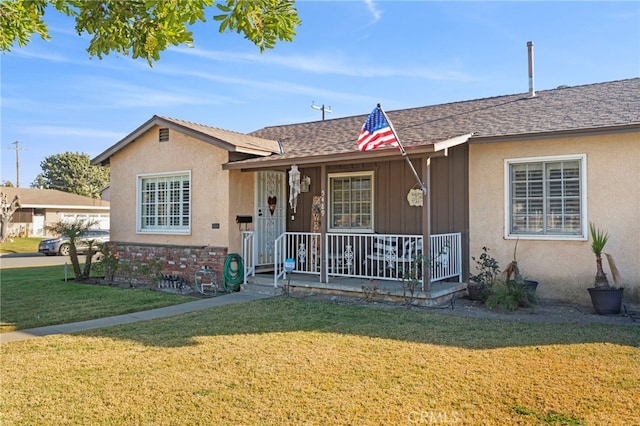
[429,232,463,284]
[242,231,256,285]
[274,232,322,288]
[266,232,462,290]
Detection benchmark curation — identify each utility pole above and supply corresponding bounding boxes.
[311,101,332,120]
[9,141,26,188]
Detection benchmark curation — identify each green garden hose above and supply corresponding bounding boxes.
[223,253,244,292]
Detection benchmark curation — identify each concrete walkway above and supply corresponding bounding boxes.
[0,292,272,344]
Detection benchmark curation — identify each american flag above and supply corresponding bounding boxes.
[357,106,399,151]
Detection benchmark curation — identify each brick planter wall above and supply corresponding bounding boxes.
[107,242,228,287]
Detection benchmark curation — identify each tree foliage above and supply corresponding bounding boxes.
[0,0,301,65]
[35,151,110,199]
[0,0,49,51]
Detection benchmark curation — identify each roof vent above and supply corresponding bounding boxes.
[527,41,536,98]
[159,128,169,142]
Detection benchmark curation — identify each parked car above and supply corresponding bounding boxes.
[38,229,110,256]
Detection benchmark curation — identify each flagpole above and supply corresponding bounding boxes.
[377,104,427,194]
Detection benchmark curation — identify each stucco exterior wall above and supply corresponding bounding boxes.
[469,132,639,304]
[109,125,233,248]
[227,169,256,255]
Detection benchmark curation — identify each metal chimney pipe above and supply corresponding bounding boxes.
[527,41,535,97]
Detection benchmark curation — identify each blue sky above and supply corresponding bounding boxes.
[2,1,639,187]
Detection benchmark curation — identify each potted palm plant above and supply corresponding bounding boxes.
[587,223,624,315]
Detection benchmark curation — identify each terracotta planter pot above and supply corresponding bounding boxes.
[587,287,624,315]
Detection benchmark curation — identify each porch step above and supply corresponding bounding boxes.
[241,272,467,307]
[241,280,284,296]
[286,280,467,308]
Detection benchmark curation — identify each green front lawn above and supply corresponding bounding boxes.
[0,237,42,254]
[2,299,638,425]
[1,268,638,425]
[0,266,195,332]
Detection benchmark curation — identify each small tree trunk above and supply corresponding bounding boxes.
[0,219,8,242]
[594,254,609,288]
[82,245,95,280]
[69,245,83,281]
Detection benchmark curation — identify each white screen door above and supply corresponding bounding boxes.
[255,171,286,265]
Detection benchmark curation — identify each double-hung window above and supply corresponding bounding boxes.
[138,172,191,234]
[505,154,586,239]
[328,171,374,232]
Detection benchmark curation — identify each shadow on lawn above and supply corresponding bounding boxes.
[79,297,640,349]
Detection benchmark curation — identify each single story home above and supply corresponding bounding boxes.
[92,78,639,305]
[0,187,110,237]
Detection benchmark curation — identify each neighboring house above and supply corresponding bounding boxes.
[99,184,111,202]
[92,78,639,304]
[0,187,110,237]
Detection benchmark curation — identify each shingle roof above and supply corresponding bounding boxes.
[231,78,639,168]
[0,187,109,209]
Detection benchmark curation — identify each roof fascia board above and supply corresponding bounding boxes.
[92,115,161,165]
[163,121,237,152]
[223,147,447,171]
[470,124,640,144]
[432,133,475,152]
[92,116,276,166]
[144,120,277,156]
[222,136,475,170]
[165,123,279,156]
[18,204,110,210]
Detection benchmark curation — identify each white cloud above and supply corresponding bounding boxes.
[24,125,124,141]
[170,46,472,81]
[69,76,237,109]
[9,49,69,63]
[364,0,382,23]
[151,61,386,105]
[102,82,224,108]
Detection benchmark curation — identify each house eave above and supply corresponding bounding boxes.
[161,121,277,156]
[223,133,473,171]
[91,115,278,166]
[222,145,450,171]
[18,204,110,210]
[235,147,279,156]
[92,116,160,165]
[469,124,640,144]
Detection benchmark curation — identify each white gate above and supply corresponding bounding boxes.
[255,171,286,266]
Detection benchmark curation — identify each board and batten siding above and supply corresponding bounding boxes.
[283,145,470,278]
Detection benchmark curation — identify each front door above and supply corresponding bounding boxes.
[255,171,286,266]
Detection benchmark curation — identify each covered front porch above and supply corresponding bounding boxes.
[241,231,467,306]
[231,138,472,306]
